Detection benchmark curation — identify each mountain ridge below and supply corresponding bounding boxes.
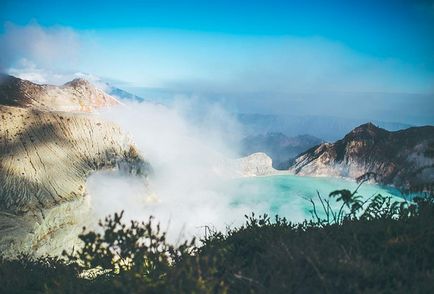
[289,122,434,192]
[0,74,120,113]
[238,113,414,141]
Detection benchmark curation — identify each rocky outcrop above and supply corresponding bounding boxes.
[0,74,120,112]
[240,133,322,169]
[236,152,279,177]
[0,75,151,257]
[289,123,434,192]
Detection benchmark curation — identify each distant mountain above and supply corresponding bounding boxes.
[238,113,413,141]
[241,132,323,169]
[99,82,145,102]
[289,123,434,192]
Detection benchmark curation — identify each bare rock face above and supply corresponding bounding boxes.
[0,75,151,257]
[289,123,434,192]
[0,74,120,112]
[0,105,148,214]
[237,152,278,177]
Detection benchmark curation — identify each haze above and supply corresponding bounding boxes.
[1,0,433,125]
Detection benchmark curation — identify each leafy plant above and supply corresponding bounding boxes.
[309,173,418,226]
[1,189,433,293]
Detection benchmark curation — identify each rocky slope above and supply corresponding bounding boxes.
[289,123,434,192]
[0,74,120,112]
[0,75,151,257]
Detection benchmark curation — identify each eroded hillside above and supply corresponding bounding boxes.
[0,105,147,214]
[0,76,151,257]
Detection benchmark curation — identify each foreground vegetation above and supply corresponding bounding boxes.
[1,187,433,293]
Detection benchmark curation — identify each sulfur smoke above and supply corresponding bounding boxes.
[86,98,257,242]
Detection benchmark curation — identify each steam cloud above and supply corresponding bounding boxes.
[85,99,263,242]
[82,97,406,242]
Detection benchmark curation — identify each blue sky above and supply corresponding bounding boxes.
[2,0,433,61]
[0,0,433,123]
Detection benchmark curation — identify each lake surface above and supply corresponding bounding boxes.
[225,175,404,223]
[88,172,405,239]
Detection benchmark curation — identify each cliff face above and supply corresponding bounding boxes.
[0,75,151,257]
[289,123,434,191]
[0,105,148,214]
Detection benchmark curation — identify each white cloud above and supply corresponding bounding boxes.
[7,58,73,84]
[0,22,80,72]
[7,59,111,88]
[159,36,433,94]
[2,23,432,95]
[8,59,48,84]
[1,23,432,124]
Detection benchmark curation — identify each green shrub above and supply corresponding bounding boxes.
[1,189,433,293]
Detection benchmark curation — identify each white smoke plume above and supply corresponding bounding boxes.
[85,99,259,242]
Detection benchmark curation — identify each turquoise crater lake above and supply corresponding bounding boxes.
[225,175,404,223]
